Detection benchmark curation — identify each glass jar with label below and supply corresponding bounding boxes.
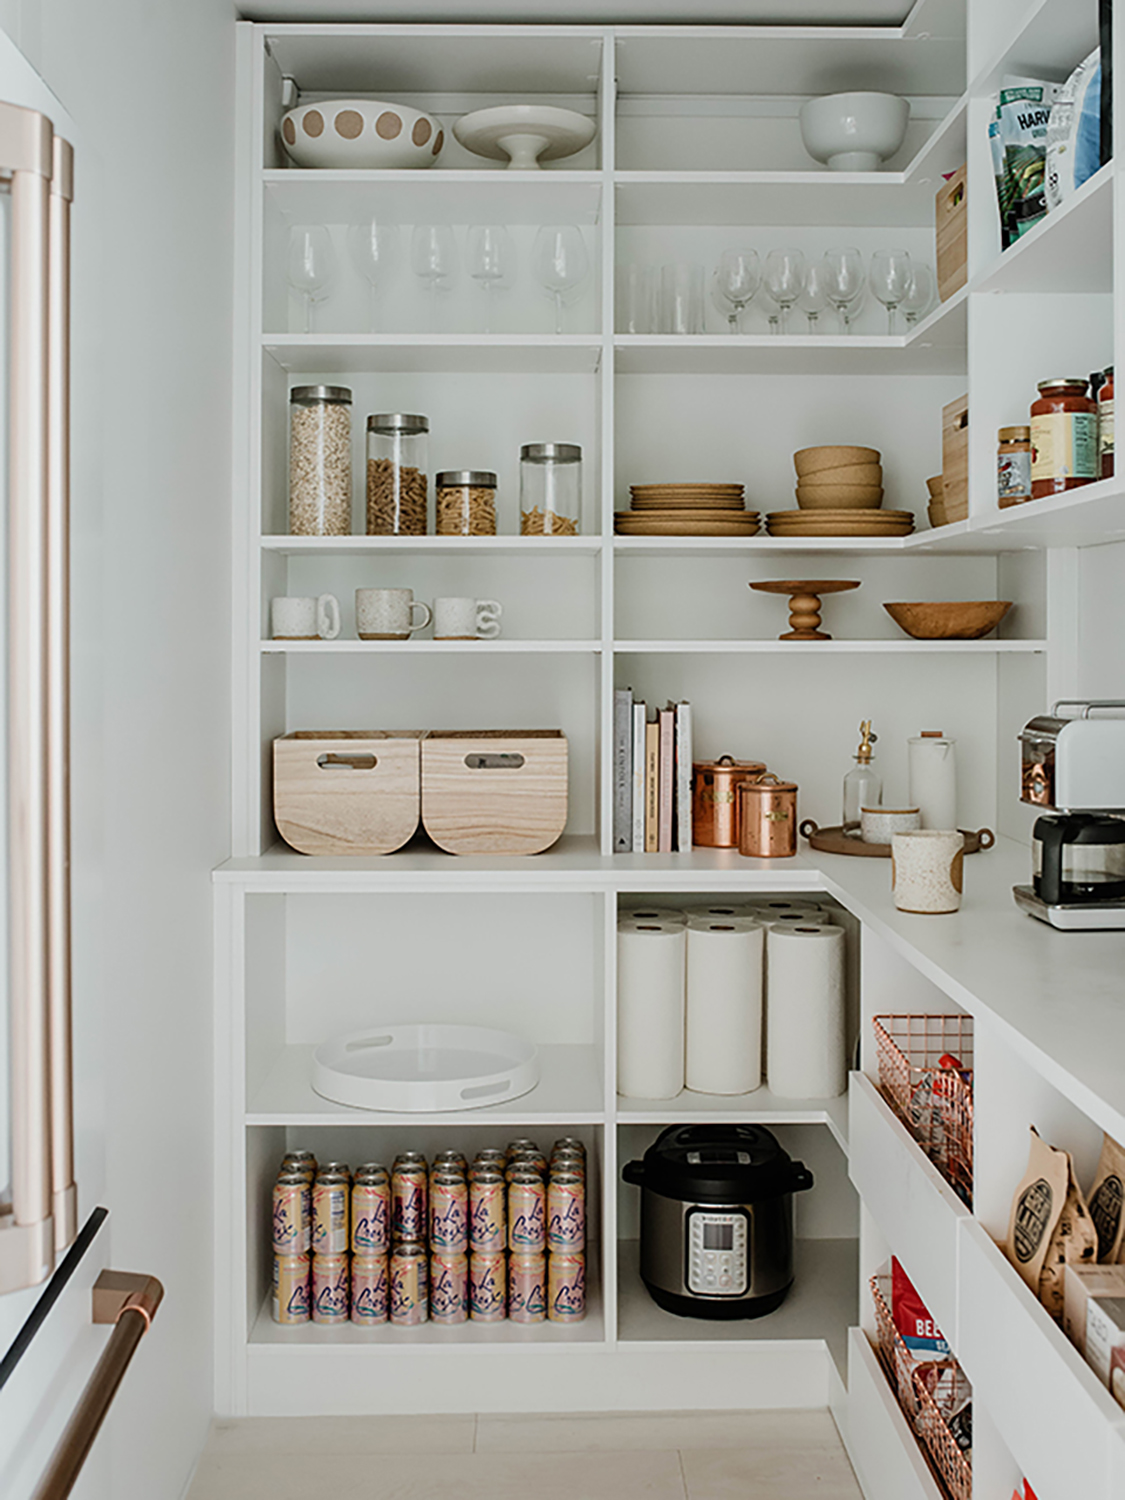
[289,385,352,536]
[435,471,498,536]
[997,426,1032,507]
[366,414,429,535]
[519,443,582,536]
[1030,379,1098,499]
[1099,367,1114,479]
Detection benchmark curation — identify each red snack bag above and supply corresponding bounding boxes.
[891,1257,950,1356]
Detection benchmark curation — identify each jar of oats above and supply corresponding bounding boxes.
[288,385,353,536]
[366,413,429,535]
[520,443,581,536]
[435,471,498,536]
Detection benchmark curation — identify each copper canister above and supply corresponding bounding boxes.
[737,775,798,858]
[692,756,767,847]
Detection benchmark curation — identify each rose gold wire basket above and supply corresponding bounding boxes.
[873,1014,974,1203]
[871,1274,923,1417]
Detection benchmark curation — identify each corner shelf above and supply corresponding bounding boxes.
[613,640,1045,654]
[261,535,603,556]
[262,334,604,375]
[260,639,603,654]
[617,1085,848,1153]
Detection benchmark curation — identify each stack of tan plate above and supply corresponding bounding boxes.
[616,483,760,537]
[766,445,915,538]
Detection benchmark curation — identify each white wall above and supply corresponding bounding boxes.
[0,1,233,1497]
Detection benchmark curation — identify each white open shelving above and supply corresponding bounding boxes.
[218,4,1125,1487]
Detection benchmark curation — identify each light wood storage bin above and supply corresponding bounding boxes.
[273,731,424,855]
[935,164,967,303]
[941,395,969,523]
[421,731,568,856]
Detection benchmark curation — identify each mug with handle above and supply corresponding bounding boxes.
[891,829,965,913]
[355,587,432,641]
[271,594,341,640]
[433,596,503,640]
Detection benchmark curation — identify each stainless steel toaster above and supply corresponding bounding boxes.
[1019,701,1125,813]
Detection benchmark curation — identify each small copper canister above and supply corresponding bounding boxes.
[737,774,798,858]
[692,756,767,847]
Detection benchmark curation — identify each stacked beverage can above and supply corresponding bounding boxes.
[319,1161,351,1179]
[390,1241,429,1325]
[470,1171,506,1253]
[509,1252,547,1323]
[311,1173,349,1255]
[273,1253,311,1324]
[282,1150,317,1177]
[430,1172,469,1252]
[312,1251,350,1324]
[273,1173,311,1255]
[352,1170,390,1256]
[508,1171,546,1252]
[547,1173,586,1253]
[548,1250,586,1323]
[351,1254,389,1325]
[392,1156,428,1243]
[431,1249,469,1324]
[470,1251,507,1321]
[433,1150,467,1176]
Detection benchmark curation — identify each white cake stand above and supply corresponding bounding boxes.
[453,105,596,170]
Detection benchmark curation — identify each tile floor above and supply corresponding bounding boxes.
[186,1410,863,1499]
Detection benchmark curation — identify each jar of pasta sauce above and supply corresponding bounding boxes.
[1030,379,1098,499]
[1099,367,1114,479]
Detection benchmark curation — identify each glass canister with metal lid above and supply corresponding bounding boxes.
[738,775,798,859]
[435,471,498,536]
[366,413,429,535]
[520,443,582,536]
[289,385,353,536]
[691,756,767,848]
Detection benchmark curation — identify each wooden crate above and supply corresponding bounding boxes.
[274,731,424,855]
[422,730,568,855]
[935,164,967,303]
[941,395,969,523]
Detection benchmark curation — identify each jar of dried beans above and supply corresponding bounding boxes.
[289,385,352,536]
[435,471,498,536]
[366,413,429,535]
[520,443,581,536]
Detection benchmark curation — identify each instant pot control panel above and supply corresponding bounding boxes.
[686,1209,748,1295]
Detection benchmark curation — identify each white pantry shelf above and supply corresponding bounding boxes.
[262,334,604,375]
[972,163,1113,297]
[613,639,1045,654]
[614,332,965,377]
[263,169,604,228]
[247,1042,605,1126]
[261,534,603,556]
[617,1084,848,1153]
[613,171,954,230]
[260,639,602,654]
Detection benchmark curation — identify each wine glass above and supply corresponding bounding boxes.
[901,263,936,329]
[467,225,515,334]
[532,225,590,335]
[820,247,866,334]
[869,248,914,334]
[762,248,806,335]
[411,223,458,331]
[288,225,336,334]
[797,259,830,334]
[347,218,399,332]
[712,248,760,334]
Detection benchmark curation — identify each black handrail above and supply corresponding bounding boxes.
[0,1206,108,1391]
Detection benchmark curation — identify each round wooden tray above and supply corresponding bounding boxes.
[799,820,995,858]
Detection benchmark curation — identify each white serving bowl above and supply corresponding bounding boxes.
[798,91,910,172]
[281,98,445,169]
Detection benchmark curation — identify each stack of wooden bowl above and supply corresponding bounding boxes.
[615,483,760,536]
[925,475,946,527]
[766,445,915,538]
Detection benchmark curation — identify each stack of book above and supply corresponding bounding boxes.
[613,689,692,854]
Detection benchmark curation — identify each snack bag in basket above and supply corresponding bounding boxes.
[1088,1131,1125,1262]
[891,1257,950,1356]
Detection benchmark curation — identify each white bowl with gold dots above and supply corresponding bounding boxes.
[280,98,445,169]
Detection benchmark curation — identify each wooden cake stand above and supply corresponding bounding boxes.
[750,579,860,640]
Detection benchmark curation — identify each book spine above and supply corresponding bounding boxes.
[675,701,693,853]
[613,687,632,853]
[644,719,660,854]
[631,703,646,853]
[658,708,674,853]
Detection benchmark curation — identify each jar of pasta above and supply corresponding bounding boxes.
[289,386,352,536]
[366,414,429,535]
[435,471,498,536]
[520,443,582,536]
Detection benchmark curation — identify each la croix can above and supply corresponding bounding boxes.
[508,1172,547,1252]
[430,1250,469,1325]
[432,1150,467,1175]
[311,1252,350,1324]
[352,1176,390,1255]
[351,1255,389,1324]
[392,1162,428,1243]
[508,1252,547,1324]
[553,1138,586,1159]
[507,1152,547,1178]
[390,1241,429,1325]
[548,1250,586,1323]
[272,1174,311,1254]
[506,1138,540,1158]
[430,1172,469,1252]
[470,1171,507,1252]
[547,1173,586,1251]
[318,1160,351,1180]
[470,1251,507,1321]
[311,1174,349,1254]
[272,1253,310,1324]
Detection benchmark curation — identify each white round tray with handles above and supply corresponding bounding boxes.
[311,1023,540,1113]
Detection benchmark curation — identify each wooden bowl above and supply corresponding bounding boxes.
[794,445,881,477]
[800,462,883,486]
[927,502,948,528]
[796,484,885,509]
[883,600,1013,639]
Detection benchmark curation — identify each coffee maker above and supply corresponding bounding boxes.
[1014,700,1125,929]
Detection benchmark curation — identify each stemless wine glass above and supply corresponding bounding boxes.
[869,248,914,334]
[821,247,866,335]
[411,223,458,331]
[901,263,936,328]
[347,218,400,332]
[763,248,806,335]
[288,225,337,334]
[532,225,590,335]
[467,225,515,334]
[797,259,830,334]
[712,248,760,334]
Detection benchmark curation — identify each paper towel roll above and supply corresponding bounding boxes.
[617,917,686,1099]
[685,916,764,1095]
[686,901,762,921]
[620,904,686,925]
[763,911,838,931]
[749,899,824,917]
[766,924,847,1099]
[908,734,957,830]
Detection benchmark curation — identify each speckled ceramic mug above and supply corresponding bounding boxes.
[861,806,921,844]
[892,829,965,914]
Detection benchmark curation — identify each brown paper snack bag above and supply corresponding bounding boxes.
[1038,1146,1097,1320]
[1007,1127,1067,1296]
[1088,1133,1125,1263]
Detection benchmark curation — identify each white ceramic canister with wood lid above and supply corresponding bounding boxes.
[907,730,957,830]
